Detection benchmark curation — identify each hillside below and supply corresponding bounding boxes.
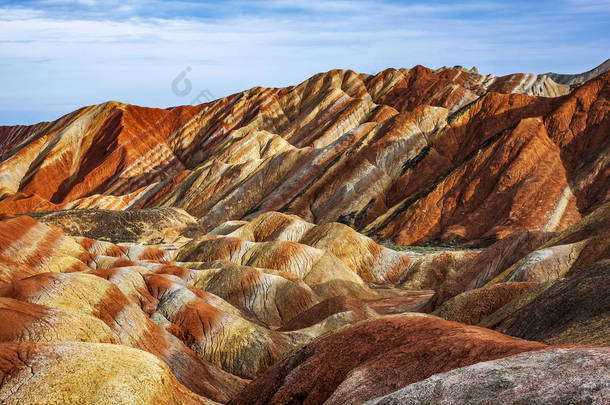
[0,63,609,404]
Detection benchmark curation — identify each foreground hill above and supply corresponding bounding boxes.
[0,205,608,404]
[0,62,609,404]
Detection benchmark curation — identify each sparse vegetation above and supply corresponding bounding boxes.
[386,245,445,253]
[385,245,481,253]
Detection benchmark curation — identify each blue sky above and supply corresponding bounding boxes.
[1,0,609,125]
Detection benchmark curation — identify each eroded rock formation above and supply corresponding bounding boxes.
[0,62,609,404]
[2,65,608,246]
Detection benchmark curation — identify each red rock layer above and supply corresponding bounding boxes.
[2,67,607,245]
[0,341,213,404]
[229,316,548,405]
[426,231,557,310]
[367,347,610,405]
[0,271,245,402]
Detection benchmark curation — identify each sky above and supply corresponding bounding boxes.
[1,0,609,125]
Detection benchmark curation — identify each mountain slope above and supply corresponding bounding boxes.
[1,62,609,404]
[2,64,607,245]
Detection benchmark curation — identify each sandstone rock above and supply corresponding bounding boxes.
[477,281,555,330]
[0,255,38,284]
[145,272,298,379]
[174,236,376,299]
[278,295,373,331]
[0,341,213,404]
[0,297,116,344]
[546,58,610,86]
[366,348,610,405]
[37,207,199,244]
[398,249,479,290]
[189,263,318,328]
[1,63,608,404]
[218,212,411,284]
[488,200,609,285]
[0,271,246,402]
[432,282,537,325]
[427,231,556,310]
[496,260,610,346]
[2,67,607,246]
[0,215,92,273]
[229,316,546,404]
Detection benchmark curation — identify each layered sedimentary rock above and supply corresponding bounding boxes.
[229,316,547,405]
[432,282,537,325]
[545,59,610,86]
[424,200,610,348]
[2,65,608,246]
[397,249,479,290]
[1,62,609,404]
[278,295,374,331]
[427,231,557,310]
[174,237,375,300]
[189,263,318,328]
[0,213,423,402]
[0,271,246,401]
[0,342,213,405]
[367,348,610,405]
[202,212,411,285]
[0,214,93,273]
[37,207,199,244]
[144,272,300,379]
[495,260,610,346]
[0,297,116,344]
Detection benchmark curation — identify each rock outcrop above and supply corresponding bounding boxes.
[433,282,538,325]
[0,213,422,402]
[2,65,608,246]
[229,316,547,405]
[367,348,610,405]
[496,260,610,346]
[1,62,609,404]
[0,342,214,404]
[545,59,610,86]
[36,207,199,244]
[427,231,556,310]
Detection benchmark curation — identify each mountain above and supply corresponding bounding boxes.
[2,64,608,246]
[545,59,610,86]
[0,63,609,404]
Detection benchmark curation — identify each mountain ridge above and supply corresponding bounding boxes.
[0,106,608,405]
[2,62,608,247]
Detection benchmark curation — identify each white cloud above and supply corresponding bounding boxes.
[0,0,608,124]
[566,0,610,11]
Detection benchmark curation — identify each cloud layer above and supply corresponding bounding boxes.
[1,0,609,124]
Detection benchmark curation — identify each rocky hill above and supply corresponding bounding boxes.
[0,63,609,404]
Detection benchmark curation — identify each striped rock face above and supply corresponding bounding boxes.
[493,260,610,346]
[432,282,538,325]
[0,297,116,344]
[229,316,548,405]
[195,211,411,285]
[1,66,608,246]
[426,231,558,310]
[0,62,608,404]
[0,342,214,405]
[426,200,610,347]
[0,214,433,401]
[0,215,93,273]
